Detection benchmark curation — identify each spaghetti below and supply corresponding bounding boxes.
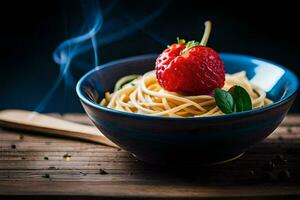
[100,71,272,117]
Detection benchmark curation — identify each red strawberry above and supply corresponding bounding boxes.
[155,21,225,95]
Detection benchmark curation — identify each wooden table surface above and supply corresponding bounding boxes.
[1,114,300,199]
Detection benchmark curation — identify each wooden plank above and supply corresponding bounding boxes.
[2,140,300,154]
[0,151,128,157]
[0,171,262,183]
[0,154,132,161]
[1,123,299,142]
[1,152,298,161]
[0,181,300,198]
[281,115,300,126]
[0,160,298,171]
[0,161,299,182]
[0,142,118,152]
[0,113,300,198]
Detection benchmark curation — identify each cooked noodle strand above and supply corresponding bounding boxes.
[102,70,272,117]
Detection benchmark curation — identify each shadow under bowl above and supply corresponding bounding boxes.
[76,53,299,165]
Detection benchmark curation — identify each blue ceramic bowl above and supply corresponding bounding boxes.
[76,54,299,165]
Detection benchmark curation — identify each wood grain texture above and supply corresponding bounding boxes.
[0,110,118,148]
[0,114,300,199]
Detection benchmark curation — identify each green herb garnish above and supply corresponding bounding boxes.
[214,88,235,114]
[214,85,252,114]
[229,86,252,112]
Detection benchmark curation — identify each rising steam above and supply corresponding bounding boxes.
[35,0,169,112]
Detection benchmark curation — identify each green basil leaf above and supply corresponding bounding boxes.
[214,88,235,114]
[228,86,252,112]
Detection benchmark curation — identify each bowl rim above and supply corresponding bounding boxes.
[76,53,299,121]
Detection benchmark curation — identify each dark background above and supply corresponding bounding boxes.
[1,0,299,113]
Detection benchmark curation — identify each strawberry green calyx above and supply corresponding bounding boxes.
[179,20,212,55]
[176,37,186,44]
